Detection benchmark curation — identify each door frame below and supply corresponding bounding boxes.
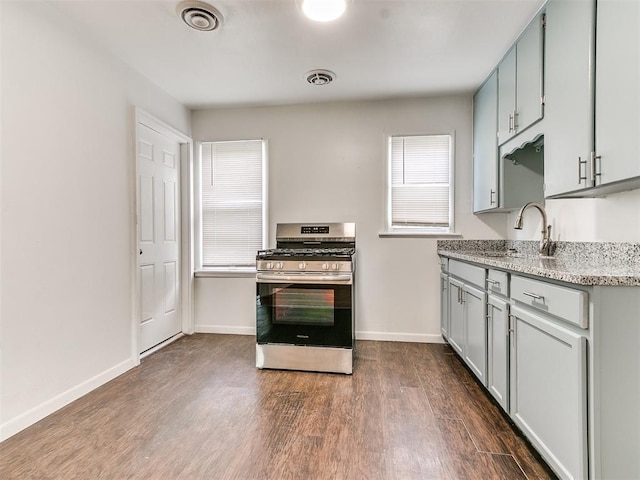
[133,107,194,361]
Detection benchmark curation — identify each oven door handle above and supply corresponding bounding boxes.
[256,273,353,285]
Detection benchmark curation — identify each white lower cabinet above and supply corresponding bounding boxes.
[440,272,449,339]
[487,294,509,411]
[448,277,465,355]
[462,284,486,385]
[510,304,588,480]
[439,256,640,480]
[447,260,487,386]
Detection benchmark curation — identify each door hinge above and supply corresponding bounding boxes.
[541,13,546,28]
[541,94,546,106]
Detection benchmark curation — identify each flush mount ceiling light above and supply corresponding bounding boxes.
[302,0,346,22]
[177,1,223,31]
[305,69,336,86]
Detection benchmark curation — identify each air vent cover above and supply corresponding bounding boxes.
[305,69,336,86]
[177,1,222,31]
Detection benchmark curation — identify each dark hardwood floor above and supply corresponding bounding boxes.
[0,335,556,479]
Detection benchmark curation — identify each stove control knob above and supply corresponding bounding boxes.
[275,262,283,269]
[298,262,306,270]
[332,263,339,270]
[266,262,274,270]
[322,263,329,270]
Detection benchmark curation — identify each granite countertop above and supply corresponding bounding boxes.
[437,240,640,286]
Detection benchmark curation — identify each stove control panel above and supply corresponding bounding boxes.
[257,259,353,273]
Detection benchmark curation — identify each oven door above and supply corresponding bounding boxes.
[256,273,353,348]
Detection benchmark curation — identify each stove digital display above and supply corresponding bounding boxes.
[301,225,329,234]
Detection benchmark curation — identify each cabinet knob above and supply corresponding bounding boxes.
[522,291,544,301]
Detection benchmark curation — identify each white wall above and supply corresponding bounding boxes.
[192,98,507,342]
[0,1,190,439]
[508,189,640,242]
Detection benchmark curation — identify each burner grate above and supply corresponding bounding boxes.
[257,247,355,260]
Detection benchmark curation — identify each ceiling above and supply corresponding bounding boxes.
[49,0,546,110]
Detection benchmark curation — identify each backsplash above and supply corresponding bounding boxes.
[437,240,640,267]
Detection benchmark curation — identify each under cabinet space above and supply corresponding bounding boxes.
[500,140,545,209]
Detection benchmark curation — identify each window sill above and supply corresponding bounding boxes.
[195,268,256,278]
[378,231,463,238]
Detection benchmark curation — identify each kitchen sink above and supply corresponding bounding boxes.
[477,251,524,259]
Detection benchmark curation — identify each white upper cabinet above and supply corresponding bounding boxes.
[594,0,640,186]
[545,0,640,197]
[498,13,545,145]
[515,14,545,136]
[498,48,517,144]
[473,71,499,212]
[543,0,595,197]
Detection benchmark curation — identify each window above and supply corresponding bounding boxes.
[199,139,266,269]
[387,134,454,233]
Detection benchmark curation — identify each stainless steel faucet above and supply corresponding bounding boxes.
[514,202,556,257]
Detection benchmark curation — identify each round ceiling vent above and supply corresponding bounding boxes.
[177,1,222,31]
[305,69,336,86]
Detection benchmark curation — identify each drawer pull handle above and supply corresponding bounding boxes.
[486,279,500,286]
[522,291,544,300]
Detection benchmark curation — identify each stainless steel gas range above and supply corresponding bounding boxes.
[255,222,356,374]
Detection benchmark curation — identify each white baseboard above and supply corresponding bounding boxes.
[0,357,137,442]
[194,325,255,335]
[355,331,446,344]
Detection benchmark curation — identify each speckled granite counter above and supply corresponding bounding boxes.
[437,240,640,286]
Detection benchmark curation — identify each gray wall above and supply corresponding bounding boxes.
[191,98,507,340]
[0,1,190,439]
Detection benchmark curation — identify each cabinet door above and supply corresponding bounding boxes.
[463,284,487,385]
[473,71,499,212]
[448,278,464,355]
[498,47,517,145]
[487,295,509,411]
[544,0,595,197]
[440,273,449,339]
[595,0,640,185]
[515,13,545,135]
[510,305,588,480]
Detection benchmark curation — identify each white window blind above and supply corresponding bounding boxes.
[389,134,453,229]
[201,140,264,267]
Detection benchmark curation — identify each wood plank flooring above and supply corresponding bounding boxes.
[0,335,556,479]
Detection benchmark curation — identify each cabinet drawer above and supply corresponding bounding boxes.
[449,260,485,288]
[511,275,588,328]
[487,269,508,297]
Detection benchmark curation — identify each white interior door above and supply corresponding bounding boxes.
[137,122,181,353]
